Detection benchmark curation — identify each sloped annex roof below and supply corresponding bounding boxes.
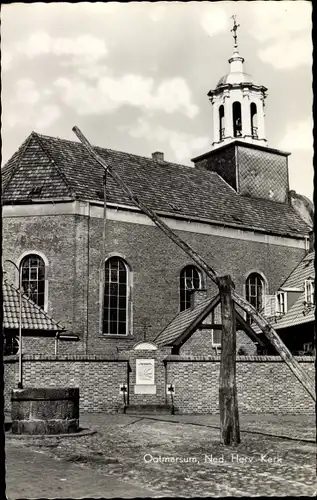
[1,132,310,238]
[3,280,65,332]
[155,293,269,349]
[155,294,220,348]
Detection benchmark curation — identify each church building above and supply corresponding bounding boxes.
[2,23,313,358]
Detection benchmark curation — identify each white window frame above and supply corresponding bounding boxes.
[276,291,287,315]
[304,279,315,305]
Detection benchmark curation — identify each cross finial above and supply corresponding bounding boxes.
[231,14,240,47]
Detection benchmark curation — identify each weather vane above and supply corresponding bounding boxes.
[231,14,240,46]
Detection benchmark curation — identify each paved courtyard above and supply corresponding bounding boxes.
[5,413,316,498]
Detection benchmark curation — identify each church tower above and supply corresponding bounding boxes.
[208,15,267,148]
[192,16,291,205]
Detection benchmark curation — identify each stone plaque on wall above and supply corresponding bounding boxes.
[135,359,155,385]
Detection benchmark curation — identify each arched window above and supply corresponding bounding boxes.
[250,103,258,138]
[103,257,129,335]
[245,273,265,323]
[21,254,45,308]
[219,105,225,140]
[233,101,242,137]
[180,266,202,311]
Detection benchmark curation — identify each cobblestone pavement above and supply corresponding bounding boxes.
[5,442,157,499]
[6,413,316,498]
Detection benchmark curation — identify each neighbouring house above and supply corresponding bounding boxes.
[273,248,315,355]
[2,279,66,355]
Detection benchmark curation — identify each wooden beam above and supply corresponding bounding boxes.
[219,275,240,445]
[72,126,315,402]
[198,324,223,330]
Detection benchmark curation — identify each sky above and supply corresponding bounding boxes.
[1,1,313,200]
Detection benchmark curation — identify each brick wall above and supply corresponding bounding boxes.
[2,214,86,338]
[22,337,86,356]
[4,355,128,412]
[180,329,257,356]
[166,355,315,414]
[4,357,18,412]
[3,212,306,354]
[4,354,314,414]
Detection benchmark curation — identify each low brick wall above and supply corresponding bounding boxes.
[166,355,315,414]
[4,355,128,412]
[4,353,314,415]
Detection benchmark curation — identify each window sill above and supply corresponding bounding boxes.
[98,334,135,340]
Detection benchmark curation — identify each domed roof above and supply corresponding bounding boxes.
[217,71,256,87]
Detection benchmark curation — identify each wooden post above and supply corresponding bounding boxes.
[219,275,240,445]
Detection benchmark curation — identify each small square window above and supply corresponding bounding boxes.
[276,292,287,315]
[212,329,222,346]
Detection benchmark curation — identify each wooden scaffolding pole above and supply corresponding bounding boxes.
[219,275,240,445]
[72,126,315,402]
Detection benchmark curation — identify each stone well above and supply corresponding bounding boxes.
[11,388,79,435]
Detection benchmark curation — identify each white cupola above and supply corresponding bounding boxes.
[208,16,268,149]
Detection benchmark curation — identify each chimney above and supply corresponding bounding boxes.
[152,151,164,163]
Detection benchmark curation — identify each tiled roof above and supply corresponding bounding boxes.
[3,280,65,331]
[1,132,310,238]
[155,295,220,347]
[280,251,315,289]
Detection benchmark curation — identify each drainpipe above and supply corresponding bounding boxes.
[85,203,91,355]
[55,332,59,356]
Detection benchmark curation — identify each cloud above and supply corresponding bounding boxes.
[123,118,209,163]
[5,79,61,130]
[258,35,311,70]
[250,2,312,69]
[201,6,229,38]
[15,32,108,62]
[1,51,13,71]
[54,74,199,118]
[35,104,61,129]
[250,2,311,43]
[15,78,40,105]
[278,120,313,152]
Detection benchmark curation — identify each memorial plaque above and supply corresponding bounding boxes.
[135,359,155,385]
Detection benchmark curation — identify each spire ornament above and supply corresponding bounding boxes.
[231,14,240,47]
